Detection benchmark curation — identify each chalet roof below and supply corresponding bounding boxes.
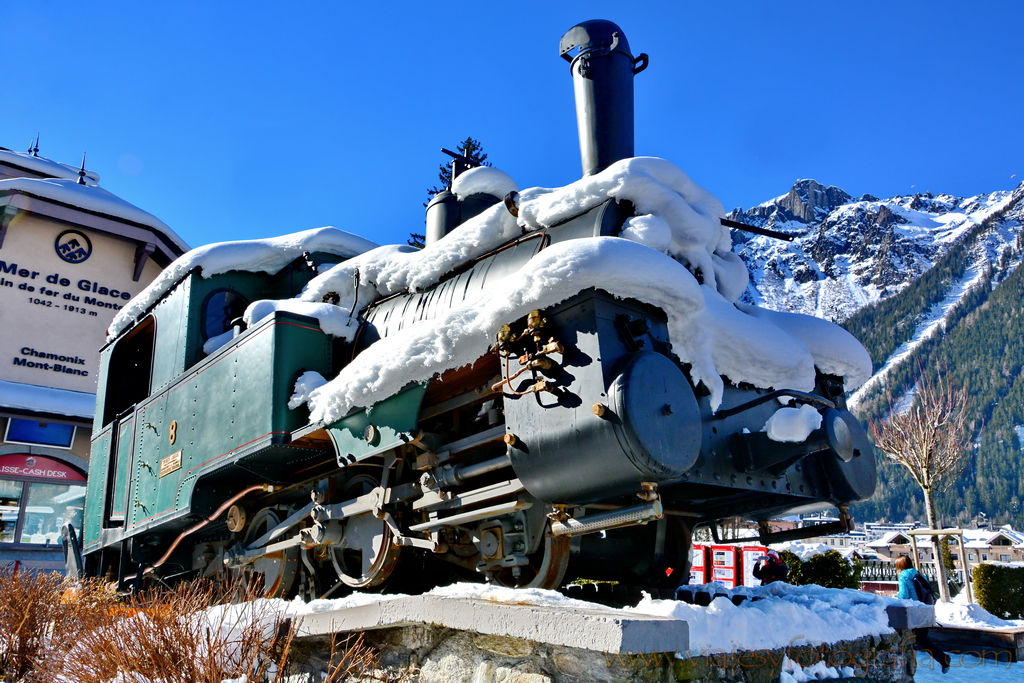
[0,178,186,250]
[866,531,911,547]
[963,527,1024,549]
[0,149,101,183]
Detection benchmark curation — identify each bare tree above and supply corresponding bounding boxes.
[870,373,973,602]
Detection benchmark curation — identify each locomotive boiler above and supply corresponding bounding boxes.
[72,20,876,597]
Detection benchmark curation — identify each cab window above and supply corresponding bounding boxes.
[103,316,155,425]
[202,289,249,341]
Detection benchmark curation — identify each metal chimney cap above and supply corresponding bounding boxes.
[559,19,632,61]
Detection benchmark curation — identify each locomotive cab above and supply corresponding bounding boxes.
[82,251,356,582]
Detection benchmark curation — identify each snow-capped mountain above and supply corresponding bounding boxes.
[740,179,1024,528]
[730,179,1018,322]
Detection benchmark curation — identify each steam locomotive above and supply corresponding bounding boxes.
[72,20,876,597]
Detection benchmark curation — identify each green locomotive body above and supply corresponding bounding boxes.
[74,21,877,597]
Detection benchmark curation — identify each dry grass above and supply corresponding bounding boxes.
[0,571,392,683]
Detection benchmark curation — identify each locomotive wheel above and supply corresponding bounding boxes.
[488,525,570,589]
[646,517,692,589]
[330,474,402,590]
[241,508,299,598]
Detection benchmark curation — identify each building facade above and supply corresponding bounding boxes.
[865,526,1024,581]
[0,146,187,570]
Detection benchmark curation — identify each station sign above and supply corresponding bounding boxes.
[0,213,158,395]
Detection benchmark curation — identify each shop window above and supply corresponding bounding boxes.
[21,482,85,545]
[0,455,86,546]
[4,419,75,448]
[201,289,249,341]
[0,480,24,543]
[103,316,155,425]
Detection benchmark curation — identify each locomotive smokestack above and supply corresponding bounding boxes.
[560,20,648,177]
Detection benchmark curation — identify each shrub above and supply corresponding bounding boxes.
[0,572,388,683]
[778,550,862,589]
[53,580,388,683]
[972,563,1024,620]
[778,550,805,584]
[0,569,115,682]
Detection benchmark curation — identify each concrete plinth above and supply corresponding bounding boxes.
[885,604,935,630]
[295,595,688,654]
[288,595,920,682]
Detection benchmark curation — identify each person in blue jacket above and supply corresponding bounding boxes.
[896,555,950,674]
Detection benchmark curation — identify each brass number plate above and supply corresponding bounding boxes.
[160,450,182,478]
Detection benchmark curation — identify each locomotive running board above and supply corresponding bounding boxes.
[550,497,664,537]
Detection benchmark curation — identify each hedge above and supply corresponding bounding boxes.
[973,563,1024,620]
[778,549,862,589]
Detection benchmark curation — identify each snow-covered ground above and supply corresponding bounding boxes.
[631,581,897,654]
[171,581,1024,682]
[914,591,1024,681]
[934,589,1024,629]
[218,581,903,656]
[916,653,1024,682]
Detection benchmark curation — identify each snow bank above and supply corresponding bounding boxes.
[935,590,1024,629]
[780,654,854,682]
[427,582,607,611]
[244,299,358,340]
[300,237,832,422]
[202,329,236,355]
[108,227,378,339]
[765,404,823,442]
[288,371,328,410]
[621,214,673,252]
[304,238,706,422]
[517,158,737,298]
[297,210,519,308]
[739,304,873,390]
[296,157,736,315]
[284,159,868,418]
[451,166,518,200]
[630,582,895,654]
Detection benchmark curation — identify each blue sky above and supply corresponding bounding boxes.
[4,1,1022,249]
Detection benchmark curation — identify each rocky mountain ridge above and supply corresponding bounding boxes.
[730,179,1018,323]
[731,178,1024,526]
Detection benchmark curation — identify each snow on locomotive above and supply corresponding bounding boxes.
[74,21,876,596]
